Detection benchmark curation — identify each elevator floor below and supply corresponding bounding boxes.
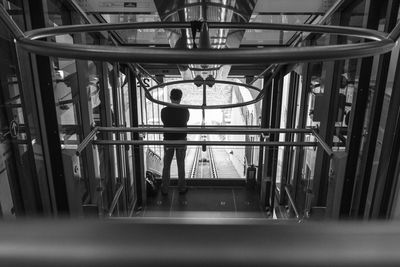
[136,187,268,219]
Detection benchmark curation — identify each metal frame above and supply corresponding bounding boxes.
[261,74,281,211]
[285,185,301,221]
[2,7,397,111]
[270,74,284,214]
[350,0,399,218]
[136,77,262,110]
[278,72,299,205]
[127,68,146,209]
[340,0,384,217]
[131,61,275,110]
[291,62,311,217]
[108,183,124,217]
[367,36,400,218]
[0,0,51,216]
[22,0,69,214]
[310,36,342,208]
[75,126,330,155]
[147,79,261,93]
[92,140,318,147]
[257,76,272,190]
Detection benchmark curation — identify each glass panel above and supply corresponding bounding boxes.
[369,35,400,189]
[102,14,169,45]
[2,0,26,30]
[331,0,367,149]
[0,2,48,216]
[243,14,314,45]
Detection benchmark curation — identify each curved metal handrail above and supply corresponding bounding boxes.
[146,78,262,93]
[17,38,394,65]
[8,18,392,65]
[23,22,387,41]
[137,75,266,109]
[2,3,394,108]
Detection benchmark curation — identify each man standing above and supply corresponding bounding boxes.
[161,88,190,195]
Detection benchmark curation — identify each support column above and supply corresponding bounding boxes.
[128,69,145,208]
[340,0,382,217]
[27,0,69,215]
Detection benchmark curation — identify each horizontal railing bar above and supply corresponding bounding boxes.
[92,140,318,147]
[76,126,98,156]
[97,127,314,134]
[312,129,334,157]
[141,125,262,128]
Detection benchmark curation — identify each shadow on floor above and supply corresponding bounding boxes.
[137,187,269,219]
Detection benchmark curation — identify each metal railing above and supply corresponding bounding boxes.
[190,147,201,179]
[76,127,329,156]
[1,0,395,66]
[208,147,218,179]
[108,183,125,217]
[285,186,301,221]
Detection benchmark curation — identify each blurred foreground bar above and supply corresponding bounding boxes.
[0,219,399,266]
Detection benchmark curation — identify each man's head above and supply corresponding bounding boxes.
[170,88,183,104]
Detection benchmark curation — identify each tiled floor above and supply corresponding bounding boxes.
[137,187,268,219]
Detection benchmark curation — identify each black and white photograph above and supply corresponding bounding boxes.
[0,0,400,266]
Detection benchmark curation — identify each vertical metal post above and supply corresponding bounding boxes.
[111,64,125,184]
[257,76,272,192]
[75,59,99,204]
[128,68,146,208]
[312,55,341,208]
[340,0,381,217]
[270,74,284,213]
[98,62,116,209]
[366,46,400,218]
[278,72,297,205]
[9,0,51,215]
[351,0,397,218]
[293,62,311,215]
[202,83,206,125]
[26,0,69,215]
[326,152,347,219]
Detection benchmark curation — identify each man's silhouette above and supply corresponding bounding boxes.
[161,89,190,195]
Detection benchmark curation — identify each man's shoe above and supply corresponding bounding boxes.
[178,188,188,195]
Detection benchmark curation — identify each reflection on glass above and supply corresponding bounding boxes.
[102,14,168,45]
